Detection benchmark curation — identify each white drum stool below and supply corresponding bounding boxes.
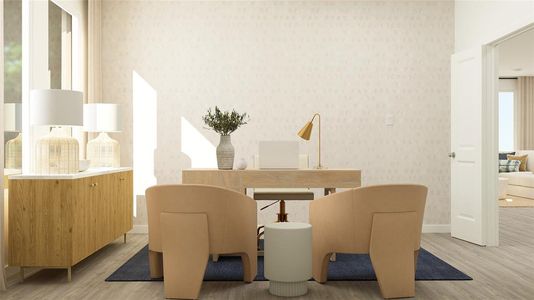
[264,222,312,297]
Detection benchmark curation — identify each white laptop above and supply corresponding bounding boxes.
[258,141,299,169]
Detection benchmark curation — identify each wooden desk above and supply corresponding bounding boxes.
[182,168,361,195]
[183,168,360,261]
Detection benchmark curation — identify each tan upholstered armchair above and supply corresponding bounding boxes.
[309,184,427,299]
[146,184,257,299]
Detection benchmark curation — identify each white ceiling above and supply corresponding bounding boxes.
[499,29,534,77]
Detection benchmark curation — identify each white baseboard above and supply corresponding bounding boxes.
[130,224,451,234]
[129,225,148,234]
[422,224,451,233]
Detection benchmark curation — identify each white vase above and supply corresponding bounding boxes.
[217,135,235,170]
[237,158,248,170]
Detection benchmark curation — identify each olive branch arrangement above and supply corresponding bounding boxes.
[202,106,249,136]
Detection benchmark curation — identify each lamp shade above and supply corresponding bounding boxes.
[83,103,121,132]
[4,103,22,132]
[30,89,83,126]
[297,121,313,140]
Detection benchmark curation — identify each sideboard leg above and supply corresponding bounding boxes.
[67,267,72,282]
[124,233,127,244]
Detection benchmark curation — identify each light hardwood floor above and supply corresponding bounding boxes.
[2,207,534,299]
[499,196,534,207]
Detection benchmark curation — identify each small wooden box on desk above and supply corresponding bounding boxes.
[8,168,133,281]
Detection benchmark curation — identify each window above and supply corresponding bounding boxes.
[499,92,514,151]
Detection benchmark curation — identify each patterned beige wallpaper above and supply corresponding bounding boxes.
[101,1,454,227]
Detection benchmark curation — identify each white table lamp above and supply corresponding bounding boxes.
[30,89,83,174]
[4,103,22,169]
[84,103,121,168]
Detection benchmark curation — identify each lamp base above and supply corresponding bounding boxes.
[6,132,22,169]
[87,132,120,168]
[35,128,79,174]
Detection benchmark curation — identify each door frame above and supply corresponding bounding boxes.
[481,22,534,247]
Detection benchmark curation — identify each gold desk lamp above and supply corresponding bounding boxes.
[298,113,324,169]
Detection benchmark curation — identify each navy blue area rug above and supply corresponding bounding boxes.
[105,245,471,282]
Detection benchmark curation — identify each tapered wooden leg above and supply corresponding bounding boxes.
[161,212,209,299]
[149,250,163,278]
[124,233,127,244]
[240,251,257,283]
[369,212,417,299]
[212,254,219,262]
[67,267,72,282]
[312,250,331,283]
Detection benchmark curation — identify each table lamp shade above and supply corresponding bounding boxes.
[297,113,323,169]
[30,89,83,174]
[4,103,22,132]
[30,89,83,126]
[83,103,120,132]
[297,121,313,141]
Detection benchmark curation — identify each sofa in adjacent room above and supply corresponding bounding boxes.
[499,150,534,199]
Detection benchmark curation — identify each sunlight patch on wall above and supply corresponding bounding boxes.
[181,117,217,168]
[133,71,157,216]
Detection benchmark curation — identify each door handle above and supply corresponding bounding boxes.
[448,152,456,158]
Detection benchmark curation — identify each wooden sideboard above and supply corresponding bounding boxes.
[8,168,133,281]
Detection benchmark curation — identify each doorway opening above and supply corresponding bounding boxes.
[496,28,534,246]
[450,22,534,247]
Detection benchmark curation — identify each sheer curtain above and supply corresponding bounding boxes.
[516,77,534,150]
[88,0,102,145]
[0,1,6,292]
[88,0,102,103]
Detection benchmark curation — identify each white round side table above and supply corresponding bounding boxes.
[264,222,312,297]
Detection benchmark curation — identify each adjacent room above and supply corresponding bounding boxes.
[496,28,534,256]
[1,1,534,299]
[497,28,534,208]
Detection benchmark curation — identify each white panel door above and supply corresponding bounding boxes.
[450,47,486,246]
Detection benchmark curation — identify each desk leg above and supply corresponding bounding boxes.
[325,188,337,261]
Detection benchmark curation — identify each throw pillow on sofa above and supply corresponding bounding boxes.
[507,154,528,171]
[499,160,521,173]
[499,152,515,160]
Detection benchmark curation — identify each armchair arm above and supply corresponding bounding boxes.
[309,189,354,282]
